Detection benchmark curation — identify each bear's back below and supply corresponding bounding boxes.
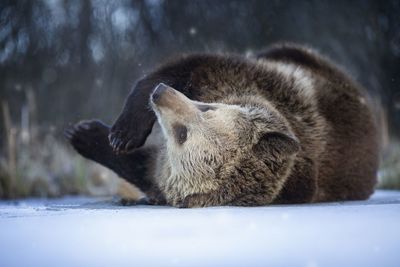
[257,44,379,202]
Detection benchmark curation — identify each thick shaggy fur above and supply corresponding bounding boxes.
[66,43,379,208]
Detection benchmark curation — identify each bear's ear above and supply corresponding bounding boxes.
[253,131,300,157]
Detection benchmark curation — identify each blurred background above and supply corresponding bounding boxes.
[0,0,399,199]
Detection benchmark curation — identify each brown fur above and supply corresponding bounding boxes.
[68,43,380,208]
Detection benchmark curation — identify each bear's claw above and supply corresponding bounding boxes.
[108,126,147,154]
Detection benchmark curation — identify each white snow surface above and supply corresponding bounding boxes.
[1,190,399,267]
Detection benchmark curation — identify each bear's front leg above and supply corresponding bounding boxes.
[109,81,157,154]
[108,55,220,154]
[109,76,191,154]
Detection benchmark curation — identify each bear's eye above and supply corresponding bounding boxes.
[173,123,188,145]
[197,104,217,112]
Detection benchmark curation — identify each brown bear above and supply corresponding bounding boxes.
[65,43,380,208]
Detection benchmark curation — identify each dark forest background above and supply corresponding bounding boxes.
[1,0,399,198]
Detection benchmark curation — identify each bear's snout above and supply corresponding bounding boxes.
[150,83,200,126]
[152,83,170,104]
[151,83,196,115]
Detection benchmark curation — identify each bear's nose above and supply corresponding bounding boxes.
[152,83,169,103]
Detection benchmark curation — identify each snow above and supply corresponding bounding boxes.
[1,190,399,267]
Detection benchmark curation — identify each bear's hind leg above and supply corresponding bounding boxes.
[65,120,114,166]
[64,120,163,203]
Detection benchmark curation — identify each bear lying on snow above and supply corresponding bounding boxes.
[65,43,379,208]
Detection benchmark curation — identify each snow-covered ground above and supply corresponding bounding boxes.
[0,190,399,267]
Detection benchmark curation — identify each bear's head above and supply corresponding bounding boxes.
[150,83,300,204]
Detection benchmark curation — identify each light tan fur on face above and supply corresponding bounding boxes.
[151,86,249,204]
